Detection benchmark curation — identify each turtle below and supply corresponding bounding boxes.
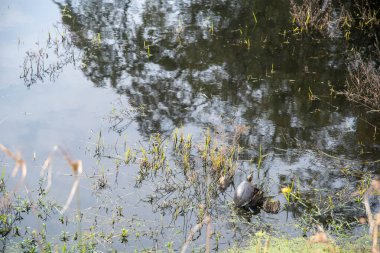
[233,174,264,208]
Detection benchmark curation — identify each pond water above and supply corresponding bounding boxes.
[0,0,379,252]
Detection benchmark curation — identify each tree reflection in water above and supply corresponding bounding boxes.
[24,0,378,153]
[17,0,380,250]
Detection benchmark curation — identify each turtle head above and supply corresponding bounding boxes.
[247,174,253,182]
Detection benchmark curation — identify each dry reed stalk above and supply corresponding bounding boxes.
[364,191,375,235]
[40,146,58,191]
[263,237,270,253]
[181,220,203,253]
[0,144,43,251]
[233,125,249,146]
[345,53,380,112]
[363,179,380,252]
[0,144,27,193]
[0,144,83,253]
[0,144,82,214]
[309,231,329,243]
[373,214,380,253]
[205,215,212,253]
[39,146,83,214]
[58,147,83,214]
[181,213,212,253]
[364,180,380,233]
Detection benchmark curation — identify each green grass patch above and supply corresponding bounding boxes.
[226,234,371,253]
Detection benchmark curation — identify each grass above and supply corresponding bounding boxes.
[226,235,371,253]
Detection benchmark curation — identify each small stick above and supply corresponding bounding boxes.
[181,214,211,253]
[372,213,380,253]
[205,215,212,253]
[364,191,375,235]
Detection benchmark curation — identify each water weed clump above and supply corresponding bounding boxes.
[172,129,193,171]
[290,0,332,34]
[93,169,109,191]
[124,147,136,165]
[290,0,379,46]
[280,174,368,235]
[196,126,250,191]
[136,133,169,184]
[345,53,380,112]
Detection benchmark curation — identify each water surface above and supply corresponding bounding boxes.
[0,0,379,251]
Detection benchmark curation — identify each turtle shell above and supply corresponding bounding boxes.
[233,181,264,208]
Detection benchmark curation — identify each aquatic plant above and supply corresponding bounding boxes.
[281,184,292,203]
[120,228,129,244]
[290,0,332,33]
[144,41,152,58]
[0,144,83,251]
[345,53,380,112]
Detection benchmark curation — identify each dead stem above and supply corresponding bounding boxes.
[36,145,83,214]
[40,146,59,191]
[205,215,212,253]
[364,191,374,234]
[58,147,83,214]
[0,144,27,194]
[373,214,380,253]
[363,179,380,252]
[181,213,212,253]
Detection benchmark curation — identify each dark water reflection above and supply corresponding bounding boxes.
[49,0,378,154]
[0,0,379,251]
